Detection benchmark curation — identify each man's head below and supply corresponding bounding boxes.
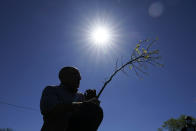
[59,66,81,93]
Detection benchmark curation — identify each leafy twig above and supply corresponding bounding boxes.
[97,39,163,98]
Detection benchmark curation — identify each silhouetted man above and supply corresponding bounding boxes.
[40,67,103,131]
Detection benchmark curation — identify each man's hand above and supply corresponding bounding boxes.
[84,89,97,101]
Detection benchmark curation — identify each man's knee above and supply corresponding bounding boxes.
[82,102,103,118]
[68,102,103,130]
[80,102,103,128]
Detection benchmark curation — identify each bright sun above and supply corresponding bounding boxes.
[90,26,111,46]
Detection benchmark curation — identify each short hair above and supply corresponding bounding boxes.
[58,66,81,82]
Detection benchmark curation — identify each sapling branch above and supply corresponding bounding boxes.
[97,39,162,98]
[97,55,143,98]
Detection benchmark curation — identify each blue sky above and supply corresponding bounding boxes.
[0,0,195,131]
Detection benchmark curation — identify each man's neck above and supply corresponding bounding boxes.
[60,83,77,94]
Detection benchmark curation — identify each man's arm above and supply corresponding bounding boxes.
[45,102,82,117]
[40,86,85,118]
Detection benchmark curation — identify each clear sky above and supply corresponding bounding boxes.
[0,0,195,131]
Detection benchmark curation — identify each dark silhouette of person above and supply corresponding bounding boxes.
[40,67,103,131]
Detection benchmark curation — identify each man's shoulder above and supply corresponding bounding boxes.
[42,85,59,93]
[45,85,58,89]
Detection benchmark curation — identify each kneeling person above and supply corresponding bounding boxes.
[40,67,103,131]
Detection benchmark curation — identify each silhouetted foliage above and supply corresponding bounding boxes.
[158,115,196,131]
[0,128,13,131]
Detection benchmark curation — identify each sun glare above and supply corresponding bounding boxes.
[90,26,111,46]
[81,15,122,54]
